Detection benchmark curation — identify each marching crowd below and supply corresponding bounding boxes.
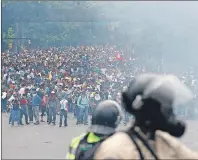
[1,45,198,127]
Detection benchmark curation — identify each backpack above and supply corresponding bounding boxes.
[79,96,82,105]
[75,134,108,160]
[78,95,88,105]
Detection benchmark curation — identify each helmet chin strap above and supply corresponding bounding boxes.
[132,95,144,110]
[115,115,121,128]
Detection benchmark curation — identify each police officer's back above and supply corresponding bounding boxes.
[67,100,123,160]
[94,74,198,159]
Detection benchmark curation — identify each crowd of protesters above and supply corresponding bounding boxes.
[1,45,198,127]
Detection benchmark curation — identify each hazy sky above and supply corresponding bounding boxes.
[97,1,198,73]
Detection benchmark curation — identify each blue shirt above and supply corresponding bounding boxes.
[32,94,42,107]
[12,103,20,110]
[45,87,50,96]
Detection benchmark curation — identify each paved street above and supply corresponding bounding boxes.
[2,113,198,159]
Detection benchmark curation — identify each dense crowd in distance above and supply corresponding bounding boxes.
[1,45,198,126]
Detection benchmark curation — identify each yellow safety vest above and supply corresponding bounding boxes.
[66,132,101,160]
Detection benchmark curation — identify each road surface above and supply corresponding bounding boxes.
[2,113,198,159]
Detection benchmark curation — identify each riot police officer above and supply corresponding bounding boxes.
[94,74,198,159]
[67,100,123,160]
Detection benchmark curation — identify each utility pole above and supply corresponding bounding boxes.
[14,22,19,54]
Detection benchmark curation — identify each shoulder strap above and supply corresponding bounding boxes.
[62,99,67,107]
[79,96,82,105]
[126,130,144,160]
[82,141,103,160]
[125,129,158,160]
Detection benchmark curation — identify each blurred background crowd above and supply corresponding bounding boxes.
[1,45,198,127]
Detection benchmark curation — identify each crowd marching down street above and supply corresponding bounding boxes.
[1,45,198,127]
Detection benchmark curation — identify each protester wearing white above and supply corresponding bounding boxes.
[8,95,15,102]
[95,93,101,102]
[59,97,68,127]
[2,92,7,112]
[2,92,7,99]
[19,87,25,96]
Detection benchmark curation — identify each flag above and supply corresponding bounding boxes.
[82,82,86,89]
[116,51,123,61]
[48,71,52,81]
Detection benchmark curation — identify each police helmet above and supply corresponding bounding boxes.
[88,100,123,135]
[122,73,193,137]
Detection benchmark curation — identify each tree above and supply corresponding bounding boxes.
[2,1,114,50]
[2,27,15,51]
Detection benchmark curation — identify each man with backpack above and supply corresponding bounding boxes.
[32,89,42,125]
[47,91,59,125]
[9,92,21,126]
[71,93,78,118]
[19,94,29,125]
[76,91,89,125]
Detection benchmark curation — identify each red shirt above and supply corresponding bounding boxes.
[20,98,28,105]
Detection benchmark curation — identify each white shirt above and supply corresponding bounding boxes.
[30,72,34,78]
[7,77,11,83]
[96,85,101,91]
[8,95,15,102]
[95,94,101,101]
[20,70,25,77]
[27,85,32,90]
[3,74,7,81]
[108,94,112,100]
[27,74,31,79]
[19,87,25,96]
[101,68,107,74]
[60,99,68,111]
[106,74,113,81]
[2,92,7,99]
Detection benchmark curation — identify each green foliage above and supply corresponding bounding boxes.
[7,27,15,43]
[2,1,114,49]
[2,26,15,50]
